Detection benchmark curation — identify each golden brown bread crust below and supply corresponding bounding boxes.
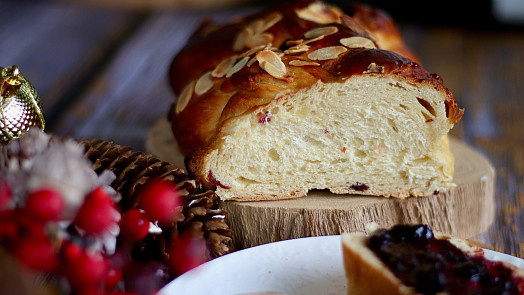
[342,233,414,295]
[169,1,418,96]
[168,0,463,156]
[345,3,418,63]
[168,0,450,156]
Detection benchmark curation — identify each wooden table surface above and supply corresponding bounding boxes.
[2,0,522,258]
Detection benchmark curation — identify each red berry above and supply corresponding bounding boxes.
[138,179,181,226]
[105,265,122,291]
[20,221,48,242]
[65,250,108,288]
[0,178,12,210]
[75,187,120,235]
[167,232,207,275]
[25,188,65,221]
[120,208,150,241]
[0,220,17,240]
[61,241,83,261]
[0,210,17,240]
[13,238,58,272]
[11,212,48,242]
[0,210,47,250]
[75,287,104,295]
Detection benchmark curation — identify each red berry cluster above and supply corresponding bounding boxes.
[123,179,207,276]
[0,183,123,294]
[0,177,208,295]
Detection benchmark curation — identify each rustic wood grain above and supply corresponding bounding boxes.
[51,9,251,150]
[0,1,141,127]
[50,11,203,149]
[403,26,524,257]
[63,0,250,10]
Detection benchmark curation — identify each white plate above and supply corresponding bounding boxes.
[160,236,524,295]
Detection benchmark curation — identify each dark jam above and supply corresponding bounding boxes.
[367,224,523,295]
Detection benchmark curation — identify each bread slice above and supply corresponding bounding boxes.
[170,0,463,201]
[341,225,524,295]
[187,66,459,201]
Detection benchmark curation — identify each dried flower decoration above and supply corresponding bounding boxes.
[0,128,117,217]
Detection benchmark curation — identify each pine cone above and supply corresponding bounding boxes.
[82,139,232,259]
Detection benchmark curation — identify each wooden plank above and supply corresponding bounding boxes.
[474,139,524,257]
[64,0,249,10]
[403,26,524,257]
[0,1,141,127]
[455,32,524,258]
[51,9,250,150]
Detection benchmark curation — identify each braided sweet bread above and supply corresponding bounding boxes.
[168,0,463,201]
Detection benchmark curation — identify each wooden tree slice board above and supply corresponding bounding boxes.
[147,118,495,251]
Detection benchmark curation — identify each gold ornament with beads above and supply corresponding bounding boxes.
[0,65,45,144]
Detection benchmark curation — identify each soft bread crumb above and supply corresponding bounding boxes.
[193,76,455,201]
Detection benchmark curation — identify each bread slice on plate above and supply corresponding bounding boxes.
[169,0,463,201]
[341,224,524,295]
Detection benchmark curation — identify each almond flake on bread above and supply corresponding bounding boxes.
[169,0,463,201]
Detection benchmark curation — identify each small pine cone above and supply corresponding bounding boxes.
[181,190,232,257]
[82,139,232,259]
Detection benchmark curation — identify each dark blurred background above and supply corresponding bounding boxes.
[51,0,524,27]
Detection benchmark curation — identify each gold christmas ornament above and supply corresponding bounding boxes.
[0,65,45,144]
